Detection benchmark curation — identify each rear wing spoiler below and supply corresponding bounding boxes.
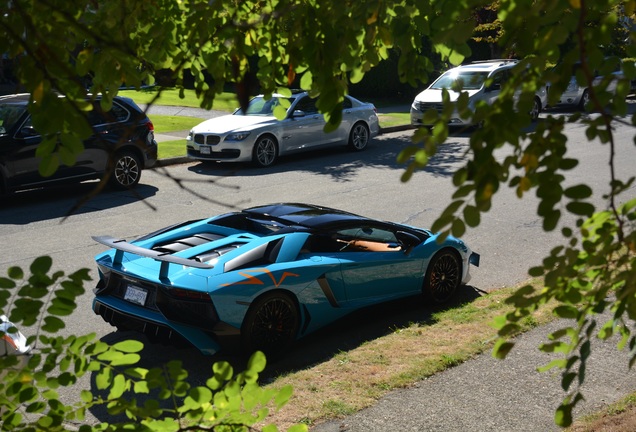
[93,236,214,278]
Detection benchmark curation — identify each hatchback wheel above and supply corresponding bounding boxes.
[109,151,141,190]
[423,249,462,304]
[241,292,299,358]
[348,123,370,151]
[252,135,278,167]
[530,97,541,122]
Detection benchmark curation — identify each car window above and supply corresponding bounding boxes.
[431,71,489,90]
[238,96,294,116]
[293,96,319,114]
[331,226,400,253]
[0,103,27,134]
[88,101,130,126]
[487,70,509,90]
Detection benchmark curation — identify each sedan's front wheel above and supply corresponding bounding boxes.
[109,151,141,190]
[241,292,299,358]
[348,123,370,151]
[252,135,278,167]
[423,249,462,304]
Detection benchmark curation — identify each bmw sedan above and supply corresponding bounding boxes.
[186,91,380,167]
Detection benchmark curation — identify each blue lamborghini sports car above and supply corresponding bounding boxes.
[92,203,480,357]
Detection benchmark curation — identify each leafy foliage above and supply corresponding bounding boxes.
[0,260,305,431]
[1,0,636,428]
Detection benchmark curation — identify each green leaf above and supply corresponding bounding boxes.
[246,351,267,375]
[8,266,24,280]
[553,306,579,319]
[287,425,309,432]
[565,202,595,217]
[41,316,66,333]
[563,184,592,199]
[30,256,53,275]
[275,385,293,409]
[112,340,144,353]
[492,339,515,359]
[463,205,480,227]
[108,374,127,400]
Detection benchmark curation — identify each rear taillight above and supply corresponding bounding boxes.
[146,120,154,131]
[169,288,212,302]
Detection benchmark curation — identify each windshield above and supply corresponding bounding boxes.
[234,96,297,116]
[0,103,27,134]
[430,71,489,90]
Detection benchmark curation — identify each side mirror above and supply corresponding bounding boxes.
[292,110,306,118]
[19,126,39,138]
[485,83,500,93]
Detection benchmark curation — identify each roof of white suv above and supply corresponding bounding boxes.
[449,59,518,72]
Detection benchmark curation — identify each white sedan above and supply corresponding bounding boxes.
[186,91,380,167]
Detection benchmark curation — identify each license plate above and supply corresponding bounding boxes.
[124,285,148,306]
[200,145,211,155]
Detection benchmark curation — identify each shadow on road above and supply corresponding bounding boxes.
[88,283,485,423]
[186,133,472,182]
[0,182,159,224]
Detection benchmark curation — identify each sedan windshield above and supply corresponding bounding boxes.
[0,103,27,134]
[235,96,297,116]
[430,71,489,90]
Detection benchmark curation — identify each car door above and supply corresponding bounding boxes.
[282,96,333,151]
[78,100,131,174]
[1,115,78,189]
[332,224,423,306]
[483,69,509,105]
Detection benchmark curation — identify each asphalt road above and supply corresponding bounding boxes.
[1,107,635,430]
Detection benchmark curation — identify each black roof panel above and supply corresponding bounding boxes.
[243,203,368,228]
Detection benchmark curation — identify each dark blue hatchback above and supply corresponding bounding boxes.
[0,94,157,194]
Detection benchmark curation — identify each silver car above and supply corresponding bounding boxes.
[187,91,380,167]
[549,60,625,110]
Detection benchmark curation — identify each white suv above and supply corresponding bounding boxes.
[410,59,547,126]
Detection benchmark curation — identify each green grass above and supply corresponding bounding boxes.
[151,114,205,133]
[377,112,410,128]
[157,139,187,159]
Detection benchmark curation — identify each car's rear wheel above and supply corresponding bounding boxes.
[109,150,141,190]
[252,135,278,167]
[423,249,462,304]
[348,122,370,151]
[241,292,299,358]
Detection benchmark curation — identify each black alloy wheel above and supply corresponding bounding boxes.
[423,249,462,304]
[348,123,370,151]
[241,292,299,357]
[252,135,278,167]
[110,151,141,189]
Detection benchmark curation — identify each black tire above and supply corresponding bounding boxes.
[423,249,462,304]
[578,89,589,111]
[109,150,141,190]
[348,122,370,151]
[530,97,541,122]
[241,292,299,357]
[252,135,278,167]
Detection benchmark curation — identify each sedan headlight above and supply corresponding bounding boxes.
[226,132,251,141]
